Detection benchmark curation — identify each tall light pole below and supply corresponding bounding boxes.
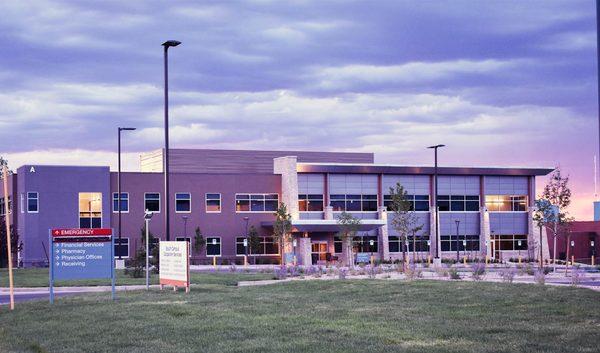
[117,127,136,261]
[428,144,445,262]
[182,215,188,240]
[454,219,460,263]
[162,40,181,241]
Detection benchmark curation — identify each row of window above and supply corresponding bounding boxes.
[112,193,280,214]
[112,233,530,258]
[298,194,527,213]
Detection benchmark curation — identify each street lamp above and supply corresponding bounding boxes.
[144,210,154,290]
[182,215,188,240]
[454,219,460,262]
[162,39,181,241]
[117,127,136,262]
[428,144,445,262]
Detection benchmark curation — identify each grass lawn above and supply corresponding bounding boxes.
[0,268,275,287]
[1,279,599,353]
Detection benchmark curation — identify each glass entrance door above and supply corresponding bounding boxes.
[311,242,328,265]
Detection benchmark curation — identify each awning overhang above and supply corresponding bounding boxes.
[261,219,386,233]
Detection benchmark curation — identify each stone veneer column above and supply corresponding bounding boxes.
[324,205,334,220]
[429,207,439,260]
[273,156,299,219]
[480,207,490,258]
[378,206,389,261]
[528,206,550,261]
[297,235,312,266]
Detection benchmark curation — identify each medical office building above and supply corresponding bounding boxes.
[0,148,553,267]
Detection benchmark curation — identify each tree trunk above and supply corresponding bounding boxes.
[412,233,416,263]
[401,234,406,271]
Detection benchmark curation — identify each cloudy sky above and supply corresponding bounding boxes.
[0,0,597,219]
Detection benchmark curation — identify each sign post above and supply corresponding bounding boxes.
[159,241,190,293]
[49,228,116,304]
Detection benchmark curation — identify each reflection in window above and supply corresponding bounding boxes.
[236,194,278,212]
[440,234,480,251]
[298,194,324,212]
[485,195,528,212]
[79,192,102,228]
[206,193,221,212]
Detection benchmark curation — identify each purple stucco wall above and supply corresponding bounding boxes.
[17,165,110,266]
[110,172,281,259]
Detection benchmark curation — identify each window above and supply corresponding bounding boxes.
[206,237,221,256]
[384,195,430,212]
[298,194,324,212]
[389,235,430,252]
[330,194,378,212]
[175,193,191,213]
[238,236,279,255]
[144,193,160,212]
[112,192,128,213]
[491,234,528,251]
[27,192,38,213]
[0,196,11,216]
[114,238,129,258]
[236,194,278,212]
[437,195,479,212]
[353,236,378,253]
[334,236,343,253]
[441,234,480,251]
[79,192,102,228]
[206,193,221,213]
[485,195,528,212]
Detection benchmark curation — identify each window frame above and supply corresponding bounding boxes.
[485,195,529,212]
[114,238,130,259]
[175,192,192,213]
[78,192,102,229]
[144,192,161,213]
[206,236,222,257]
[329,194,379,213]
[112,192,129,213]
[298,194,325,212]
[235,193,279,213]
[437,195,481,213]
[175,237,192,257]
[383,194,430,212]
[205,193,222,213]
[27,191,39,213]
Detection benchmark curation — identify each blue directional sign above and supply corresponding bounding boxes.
[49,228,115,304]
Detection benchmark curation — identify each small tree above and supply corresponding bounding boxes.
[533,199,554,270]
[540,168,574,266]
[336,212,362,267]
[193,226,206,255]
[273,203,292,265]
[248,225,261,265]
[388,183,422,270]
[129,224,159,277]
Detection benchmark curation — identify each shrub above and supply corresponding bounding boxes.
[470,262,486,281]
[534,269,545,285]
[229,264,237,273]
[274,266,287,280]
[500,267,516,283]
[435,264,449,277]
[570,267,585,287]
[338,267,348,280]
[449,267,461,280]
[524,263,535,276]
[405,263,423,280]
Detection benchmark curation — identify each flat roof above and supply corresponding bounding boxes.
[297,163,554,176]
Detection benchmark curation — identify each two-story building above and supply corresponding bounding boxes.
[0,148,553,267]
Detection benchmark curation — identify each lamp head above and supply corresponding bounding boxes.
[144,210,154,220]
[427,144,446,149]
[162,40,181,48]
[119,127,136,131]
